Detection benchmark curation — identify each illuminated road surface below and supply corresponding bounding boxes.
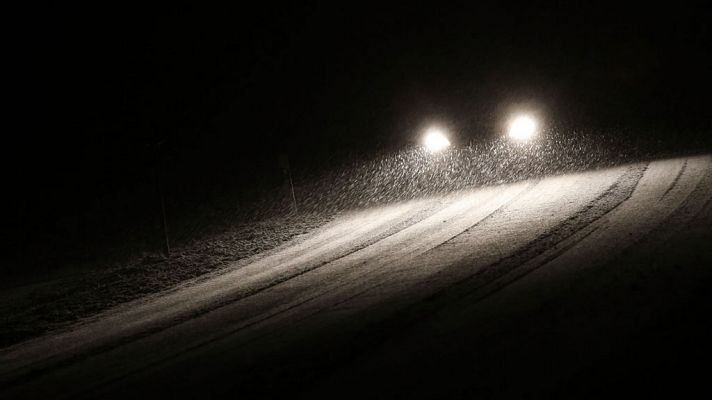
[2,155,712,398]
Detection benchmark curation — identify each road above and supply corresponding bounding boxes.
[2,154,712,399]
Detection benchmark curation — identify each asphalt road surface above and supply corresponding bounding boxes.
[2,154,712,399]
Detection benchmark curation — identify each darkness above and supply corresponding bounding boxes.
[4,2,711,266]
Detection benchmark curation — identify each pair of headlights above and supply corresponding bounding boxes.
[423,115,538,152]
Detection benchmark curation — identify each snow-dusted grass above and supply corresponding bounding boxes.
[0,212,331,348]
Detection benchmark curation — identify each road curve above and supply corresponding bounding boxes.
[2,154,711,399]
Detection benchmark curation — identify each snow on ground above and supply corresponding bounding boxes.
[3,155,710,400]
[0,212,332,348]
[0,132,692,350]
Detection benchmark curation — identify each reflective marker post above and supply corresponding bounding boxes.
[279,154,298,214]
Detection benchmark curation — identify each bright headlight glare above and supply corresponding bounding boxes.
[423,128,450,152]
[508,115,538,141]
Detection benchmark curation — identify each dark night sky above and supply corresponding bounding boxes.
[33,2,712,154]
[5,1,712,244]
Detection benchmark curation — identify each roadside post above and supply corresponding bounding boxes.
[279,154,298,214]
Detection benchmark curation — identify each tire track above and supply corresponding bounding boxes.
[295,167,622,321]
[0,160,672,399]
[79,170,623,398]
[661,158,688,200]
[282,180,539,319]
[245,181,539,330]
[336,163,647,358]
[458,164,647,302]
[631,155,712,247]
[53,158,712,400]
[129,164,643,399]
[5,182,524,395]
[0,198,450,392]
[69,183,535,398]
[307,156,709,400]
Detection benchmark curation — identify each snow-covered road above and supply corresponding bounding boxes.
[2,154,711,399]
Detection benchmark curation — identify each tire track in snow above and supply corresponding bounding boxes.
[319,163,641,317]
[0,198,448,390]
[97,164,640,399]
[67,182,536,398]
[7,157,705,400]
[276,180,539,322]
[235,181,538,331]
[460,163,648,301]
[319,163,647,359]
[307,165,630,320]
[399,156,711,399]
[661,158,688,200]
[78,167,630,398]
